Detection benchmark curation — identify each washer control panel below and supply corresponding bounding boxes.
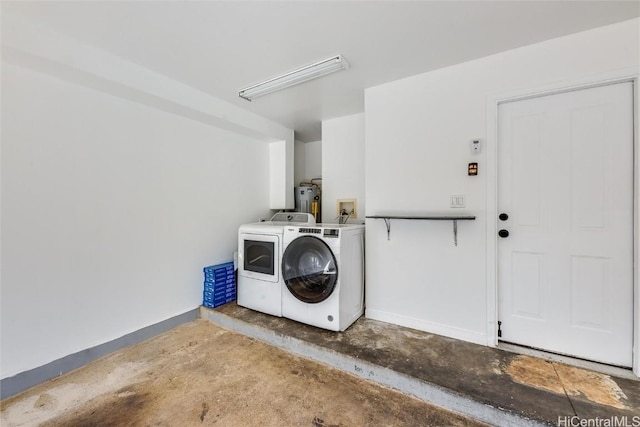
[299,227,321,234]
[297,227,340,238]
[323,229,339,238]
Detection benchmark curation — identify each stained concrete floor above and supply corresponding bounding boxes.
[1,320,489,427]
[205,303,640,426]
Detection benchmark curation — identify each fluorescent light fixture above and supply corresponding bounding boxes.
[239,55,349,101]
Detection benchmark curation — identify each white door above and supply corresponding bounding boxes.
[497,82,634,367]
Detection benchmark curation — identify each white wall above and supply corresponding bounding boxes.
[322,114,365,224]
[293,140,322,217]
[1,12,294,146]
[365,19,639,344]
[304,141,322,181]
[294,140,322,186]
[1,11,295,213]
[269,139,294,210]
[0,62,274,379]
[0,0,298,382]
[294,141,306,186]
[0,10,295,380]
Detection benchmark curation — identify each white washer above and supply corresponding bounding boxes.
[237,213,315,317]
[281,224,365,331]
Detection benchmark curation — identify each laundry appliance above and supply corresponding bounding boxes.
[281,224,365,331]
[237,213,315,317]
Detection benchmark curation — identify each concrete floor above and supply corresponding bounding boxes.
[0,320,488,427]
[3,304,639,427]
[204,303,640,427]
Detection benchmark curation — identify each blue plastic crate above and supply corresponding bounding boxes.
[203,262,234,274]
[204,269,235,282]
[203,294,226,305]
[204,282,235,292]
[203,276,235,285]
[203,299,228,308]
[203,287,228,296]
[202,292,235,308]
[203,279,235,289]
[204,271,233,281]
[205,267,233,274]
[203,292,226,302]
[203,289,226,299]
[202,261,236,308]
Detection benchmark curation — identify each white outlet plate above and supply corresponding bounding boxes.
[450,195,465,208]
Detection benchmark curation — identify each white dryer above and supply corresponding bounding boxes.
[281,224,365,331]
[237,213,315,317]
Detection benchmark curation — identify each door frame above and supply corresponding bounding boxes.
[485,71,640,376]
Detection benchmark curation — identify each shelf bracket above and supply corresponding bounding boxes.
[366,215,475,246]
[453,219,458,246]
[383,218,391,240]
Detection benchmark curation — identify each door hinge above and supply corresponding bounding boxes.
[498,321,502,338]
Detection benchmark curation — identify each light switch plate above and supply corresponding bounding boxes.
[450,195,465,208]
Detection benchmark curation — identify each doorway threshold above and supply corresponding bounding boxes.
[497,342,638,381]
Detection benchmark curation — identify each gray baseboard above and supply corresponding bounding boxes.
[0,308,200,400]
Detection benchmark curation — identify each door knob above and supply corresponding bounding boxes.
[498,229,510,238]
[499,213,509,221]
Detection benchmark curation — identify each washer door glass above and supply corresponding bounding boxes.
[282,236,338,303]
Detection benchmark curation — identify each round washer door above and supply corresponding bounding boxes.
[282,236,338,304]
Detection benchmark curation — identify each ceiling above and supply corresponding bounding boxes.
[3,1,639,142]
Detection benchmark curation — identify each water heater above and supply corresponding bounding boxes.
[295,186,318,214]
